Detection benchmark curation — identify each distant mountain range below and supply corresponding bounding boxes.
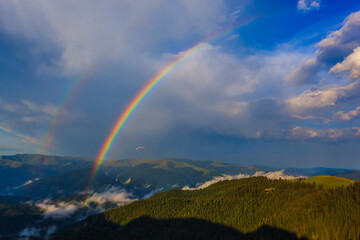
[0,154,357,199]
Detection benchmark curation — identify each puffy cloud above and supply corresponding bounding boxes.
[287,81,360,111]
[288,126,360,141]
[297,0,320,12]
[285,11,360,85]
[317,11,360,61]
[284,58,320,85]
[333,106,360,121]
[182,170,305,190]
[330,46,360,79]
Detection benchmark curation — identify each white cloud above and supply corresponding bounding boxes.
[284,58,320,85]
[21,100,58,117]
[252,169,306,180]
[35,200,80,219]
[182,173,250,190]
[288,126,360,141]
[14,178,40,190]
[297,0,320,12]
[0,98,67,124]
[182,170,306,190]
[86,186,134,206]
[330,46,360,79]
[333,106,360,121]
[286,10,360,85]
[287,81,360,111]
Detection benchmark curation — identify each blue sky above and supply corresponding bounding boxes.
[1,0,360,168]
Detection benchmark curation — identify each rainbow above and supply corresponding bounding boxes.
[85,17,260,194]
[39,68,95,154]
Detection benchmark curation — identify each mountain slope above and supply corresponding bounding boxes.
[304,175,355,188]
[284,167,354,177]
[0,201,42,237]
[336,170,360,181]
[0,154,93,192]
[13,157,270,198]
[55,177,360,240]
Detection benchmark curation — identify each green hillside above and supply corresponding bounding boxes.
[304,175,355,188]
[55,177,360,240]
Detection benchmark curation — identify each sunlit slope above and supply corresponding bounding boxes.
[55,177,360,240]
[304,175,355,188]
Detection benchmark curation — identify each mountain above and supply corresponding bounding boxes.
[284,167,354,177]
[0,154,93,193]
[336,170,360,181]
[11,156,271,198]
[55,177,360,240]
[2,154,357,199]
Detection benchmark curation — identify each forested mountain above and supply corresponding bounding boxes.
[55,177,360,240]
[0,199,42,237]
[1,154,357,199]
[0,154,93,192]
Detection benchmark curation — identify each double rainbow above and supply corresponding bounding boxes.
[86,16,263,193]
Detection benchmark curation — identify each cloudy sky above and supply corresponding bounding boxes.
[1,0,360,168]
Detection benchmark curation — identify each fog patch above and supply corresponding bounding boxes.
[142,188,164,199]
[18,225,57,240]
[18,227,41,239]
[34,187,136,220]
[182,173,250,190]
[86,186,135,206]
[35,200,79,219]
[14,178,40,189]
[252,169,306,179]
